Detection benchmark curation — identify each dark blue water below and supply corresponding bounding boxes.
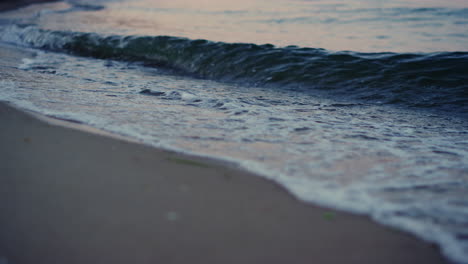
[2,24,468,115]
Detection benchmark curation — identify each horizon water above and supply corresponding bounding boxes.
[1,0,467,263]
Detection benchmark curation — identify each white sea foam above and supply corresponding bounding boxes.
[1,47,467,263]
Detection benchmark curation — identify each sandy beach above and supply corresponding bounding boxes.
[0,102,449,264]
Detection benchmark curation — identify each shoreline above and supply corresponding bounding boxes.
[0,101,450,264]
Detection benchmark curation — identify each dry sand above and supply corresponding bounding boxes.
[0,102,449,264]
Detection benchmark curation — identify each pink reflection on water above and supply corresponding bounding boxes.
[30,0,468,52]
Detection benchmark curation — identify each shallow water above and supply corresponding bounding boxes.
[1,0,468,263]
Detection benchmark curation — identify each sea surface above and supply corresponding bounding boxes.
[0,0,467,263]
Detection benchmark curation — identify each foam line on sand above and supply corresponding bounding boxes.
[0,102,450,264]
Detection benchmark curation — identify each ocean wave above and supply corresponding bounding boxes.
[1,24,467,114]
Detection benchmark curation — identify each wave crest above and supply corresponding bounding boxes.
[2,24,467,113]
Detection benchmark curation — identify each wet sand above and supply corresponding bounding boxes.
[0,102,449,264]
